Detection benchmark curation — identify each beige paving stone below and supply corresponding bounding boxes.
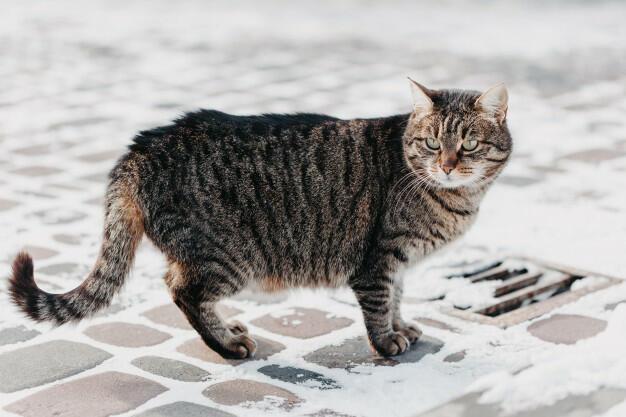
[142,303,241,330]
[22,245,59,260]
[4,371,167,417]
[250,307,353,338]
[177,335,285,365]
[561,148,626,164]
[11,166,63,176]
[203,379,302,410]
[84,322,172,347]
[415,317,458,332]
[527,314,607,345]
[52,233,85,245]
[77,149,123,162]
[0,198,19,211]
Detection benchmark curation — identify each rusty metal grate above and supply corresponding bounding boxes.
[443,257,621,327]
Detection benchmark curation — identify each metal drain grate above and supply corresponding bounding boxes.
[443,257,621,327]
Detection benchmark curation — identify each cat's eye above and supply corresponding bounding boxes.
[462,139,479,151]
[425,137,440,150]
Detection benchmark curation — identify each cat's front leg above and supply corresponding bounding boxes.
[351,274,411,357]
[391,278,422,343]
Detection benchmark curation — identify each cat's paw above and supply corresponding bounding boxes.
[372,332,410,357]
[227,320,248,335]
[393,321,422,344]
[222,333,257,359]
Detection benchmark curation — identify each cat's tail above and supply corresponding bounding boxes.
[9,177,144,325]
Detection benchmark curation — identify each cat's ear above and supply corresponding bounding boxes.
[475,83,508,124]
[407,77,434,116]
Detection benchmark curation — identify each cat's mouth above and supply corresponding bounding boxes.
[429,167,483,189]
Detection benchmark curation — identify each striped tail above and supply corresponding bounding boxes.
[9,180,144,325]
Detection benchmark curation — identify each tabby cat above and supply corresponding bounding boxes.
[9,80,511,358]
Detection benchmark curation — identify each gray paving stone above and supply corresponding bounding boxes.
[497,175,542,187]
[416,388,626,417]
[177,335,285,365]
[84,322,172,347]
[0,340,111,393]
[4,371,167,417]
[258,364,340,389]
[132,356,210,382]
[527,314,607,345]
[134,401,236,417]
[304,335,443,369]
[605,300,626,311]
[443,350,466,363]
[32,208,87,224]
[0,325,40,346]
[203,379,302,410]
[251,307,353,339]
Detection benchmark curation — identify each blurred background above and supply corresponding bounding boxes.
[1,1,626,417]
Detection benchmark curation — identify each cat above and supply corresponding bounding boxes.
[9,79,511,359]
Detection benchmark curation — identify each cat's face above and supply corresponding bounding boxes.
[403,80,512,189]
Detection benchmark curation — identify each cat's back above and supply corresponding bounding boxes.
[128,109,341,155]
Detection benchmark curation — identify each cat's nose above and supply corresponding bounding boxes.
[440,158,457,175]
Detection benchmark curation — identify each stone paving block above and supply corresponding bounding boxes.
[251,307,353,338]
[52,233,85,245]
[22,245,58,260]
[0,198,19,211]
[0,340,111,393]
[527,314,607,345]
[203,379,302,410]
[303,410,356,417]
[32,208,87,224]
[77,149,123,162]
[132,355,210,382]
[4,371,167,417]
[142,303,241,330]
[415,317,458,332]
[258,364,340,389]
[177,335,285,365]
[84,322,172,347]
[443,350,466,363]
[561,148,626,163]
[11,166,63,177]
[135,401,237,417]
[497,175,542,187]
[304,335,443,369]
[37,262,86,276]
[605,300,626,311]
[0,325,40,346]
[416,388,626,417]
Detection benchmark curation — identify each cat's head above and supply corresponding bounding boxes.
[402,79,512,189]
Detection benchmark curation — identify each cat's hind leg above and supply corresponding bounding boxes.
[165,262,256,359]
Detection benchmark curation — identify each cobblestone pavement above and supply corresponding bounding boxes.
[2,1,626,416]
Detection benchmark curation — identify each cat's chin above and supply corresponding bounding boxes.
[432,176,479,189]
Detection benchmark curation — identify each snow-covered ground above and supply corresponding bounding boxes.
[1,1,625,416]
